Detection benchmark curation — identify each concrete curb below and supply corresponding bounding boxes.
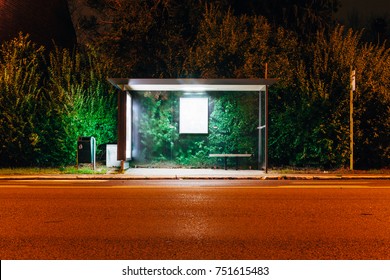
[0,174,389,180]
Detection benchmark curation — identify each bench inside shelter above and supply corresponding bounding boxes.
[209,154,252,170]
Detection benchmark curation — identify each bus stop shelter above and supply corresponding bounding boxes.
[108,78,277,172]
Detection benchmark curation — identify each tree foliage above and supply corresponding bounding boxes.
[1,1,389,169]
[185,8,388,169]
[185,5,271,78]
[74,0,201,77]
[0,34,117,167]
[270,26,389,168]
[0,35,46,165]
[137,92,178,160]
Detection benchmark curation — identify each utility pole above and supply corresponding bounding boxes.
[350,68,356,171]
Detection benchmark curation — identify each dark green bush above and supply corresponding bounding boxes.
[0,35,117,167]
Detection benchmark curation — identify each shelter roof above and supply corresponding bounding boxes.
[108,78,277,92]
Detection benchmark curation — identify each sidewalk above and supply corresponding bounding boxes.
[0,168,389,180]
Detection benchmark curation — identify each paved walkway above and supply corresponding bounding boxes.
[123,168,390,180]
[0,168,389,180]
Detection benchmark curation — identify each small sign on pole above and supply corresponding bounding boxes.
[351,70,356,92]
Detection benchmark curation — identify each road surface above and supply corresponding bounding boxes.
[0,179,389,259]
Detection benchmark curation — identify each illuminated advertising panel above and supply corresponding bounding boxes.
[179,97,208,134]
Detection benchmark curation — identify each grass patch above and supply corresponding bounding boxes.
[0,165,388,175]
[269,167,390,174]
[0,167,61,175]
[60,166,108,174]
[0,165,108,175]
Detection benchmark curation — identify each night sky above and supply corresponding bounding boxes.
[337,0,390,21]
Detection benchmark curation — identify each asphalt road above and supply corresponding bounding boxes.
[0,179,390,260]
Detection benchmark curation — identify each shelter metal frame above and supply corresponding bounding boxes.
[108,78,277,172]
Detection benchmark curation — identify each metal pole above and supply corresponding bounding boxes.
[265,63,269,173]
[76,137,79,170]
[350,69,355,171]
[93,137,96,171]
[258,90,261,170]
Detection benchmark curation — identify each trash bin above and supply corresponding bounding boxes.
[77,136,96,169]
